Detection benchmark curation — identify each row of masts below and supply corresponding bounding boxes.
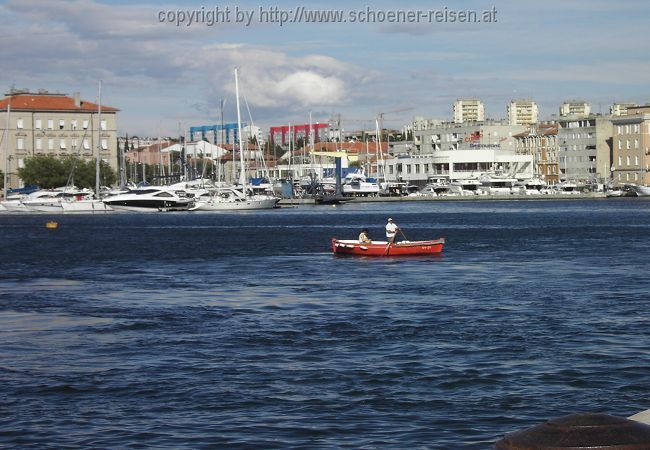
[1,69,389,197]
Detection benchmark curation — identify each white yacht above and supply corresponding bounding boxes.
[449,179,481,196]
[342,170,379,197]
[102,187,194,212]
[478,173,519,195]
[191,186,278,211]
[21,187,95,212]
[627,184,650,197]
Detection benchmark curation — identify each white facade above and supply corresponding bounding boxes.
[610,103,637,117]
[384,149,534,184]
[560,101,591,118]
[508,100,539,126]
[453,99,485,123]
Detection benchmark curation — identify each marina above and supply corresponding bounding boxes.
[2,1,650,447]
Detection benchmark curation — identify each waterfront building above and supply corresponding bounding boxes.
[0,89,119,189]
[560,101,591,118]
[611,105,650,186]
[453,98,485,123]
[610,102,638,117]
[413,119,526,154]
[508,100,539,126]
[390,120,532,185]
[514,123,560,184]
[556,114,613,184]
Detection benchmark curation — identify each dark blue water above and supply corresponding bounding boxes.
[1,199,650,449]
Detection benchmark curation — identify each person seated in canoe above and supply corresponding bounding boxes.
[385,217,399,244]
[359,228,372,244]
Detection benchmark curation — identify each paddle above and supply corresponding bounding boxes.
[383,240,392,256]
[399,228,410,241]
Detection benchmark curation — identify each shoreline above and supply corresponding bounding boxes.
[277,192,643,205]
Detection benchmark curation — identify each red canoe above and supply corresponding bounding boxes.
[331,237,445,256]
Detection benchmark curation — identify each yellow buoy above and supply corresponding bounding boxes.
[45,221,58,229]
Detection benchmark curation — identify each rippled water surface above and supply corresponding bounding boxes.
[1,199,650,448]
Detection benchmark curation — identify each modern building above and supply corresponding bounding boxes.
[513,123,560,184]
[560,101,591,118]
[453,98,485,123]
[508,100,539,126]
[391,119,532,185]
[610,102,638,117]
[413,119,526,154]
[0,89,119,189]
[611,105,650,187]
[557,115,613,184]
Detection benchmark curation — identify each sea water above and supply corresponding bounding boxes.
[1,199,649,449]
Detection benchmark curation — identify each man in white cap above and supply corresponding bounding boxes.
[385,217,399,244]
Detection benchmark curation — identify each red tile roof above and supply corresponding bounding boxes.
[0,93,119,112]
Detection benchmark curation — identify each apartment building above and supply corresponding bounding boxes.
[0,89,119,189]
[453,98,485,123]
[559,101,591,118]
[557,115,613,184]
[610,102,637,117]
[513,123,560,184]
[611,105,650,186]
[507,100,539,126]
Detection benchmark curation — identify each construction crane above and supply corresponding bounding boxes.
[377,107,415,141]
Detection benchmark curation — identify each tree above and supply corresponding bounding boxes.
[17,155,116,189]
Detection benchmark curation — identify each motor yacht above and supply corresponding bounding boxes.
[102,187,194,212]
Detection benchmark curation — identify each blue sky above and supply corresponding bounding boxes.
[1,0,649,136]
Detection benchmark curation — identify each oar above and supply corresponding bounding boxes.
[399,228,409,241]
[383,240,392,256]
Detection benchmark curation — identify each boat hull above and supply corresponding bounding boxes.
[103,200,192,212]
[191,198,278,211]
[62,200,113,213]
[628,184,650,197]
[331,238,445,256]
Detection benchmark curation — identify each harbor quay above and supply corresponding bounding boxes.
[277,191,612,206]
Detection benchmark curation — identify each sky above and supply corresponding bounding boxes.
[1,0,649,137]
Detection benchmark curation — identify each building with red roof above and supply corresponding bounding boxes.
[0,89,119,189]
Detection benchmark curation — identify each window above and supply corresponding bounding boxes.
[35,119,42,129]
[635,173,638,181]
[59,119,65,130]
[36,138,42,150]
[16,137,24,150]
[101,139,108,150]
[48,139,54,150]
[626,156,630,165]
[83,139,90,150]
[100,120,107,131]
[71,120,77,130]
[618,156,622,166]
[635,139,639,149]
[71,138,78,149]
[83,120,89,130]
[60,139,66,150]
[635,155,639,165]
[627,140,630,150]
[16,118,24,129]
[47,119,54,130]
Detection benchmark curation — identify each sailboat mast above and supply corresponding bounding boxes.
[234,67,246,188]
[3,104,10,200]
[96,81,102,197]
